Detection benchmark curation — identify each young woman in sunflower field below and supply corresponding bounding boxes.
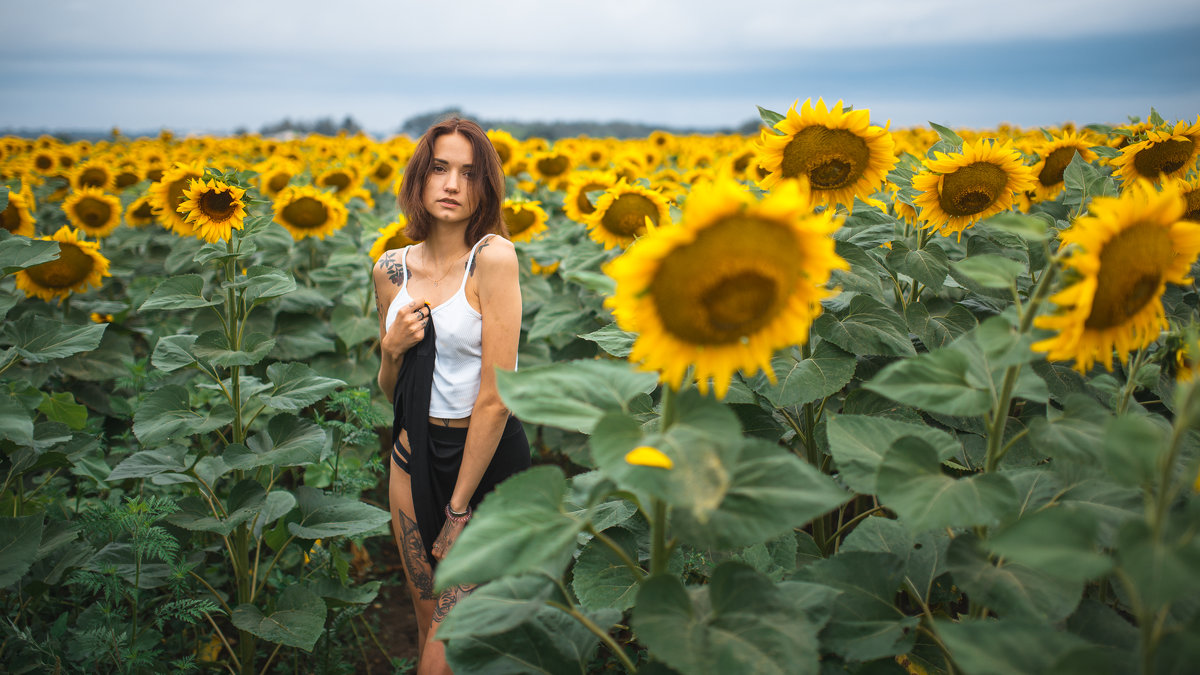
[372,117,529,674]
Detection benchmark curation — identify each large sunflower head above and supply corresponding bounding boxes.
[603,177,847,397]
[584,179,673,250]
[529,150,573,190]
[148,161,206,237]
[912,138,1036,238]
[62,187,122,238]
[71,160,116,192]
[177,178,248,243]
[368,215,414,262]
[486,129,520,173]
[1,185,36,237]
[754,98,897,210]
[15,226,111,303]
[1029,133,1099,202]
[1111,116,1200,186]
[502,199,549,242]
[1032,181,1200,373]
[124,195,156,227]
[272,185,348,240]
[562,170,618,223]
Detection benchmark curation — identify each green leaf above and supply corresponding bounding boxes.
[936,618,1092,675]
[757,105,785,133]
[225,415,327,470]
[139,274,220,310]
[813,294,916,357]
[331,304,376,348]
[106,445,189,481]
[841,516,949,604]
[947,534,1081,623]
[864,347,993,416]
[572,528,642,611]
[287,486,391,539]
[495,359,658,434]
[0,237,58,275]
[799,551,918,662]
[633,563,822,675]
[5,315,106,363]
[133,385,234,445]
[887,241,950,292]
[242,265,296,306]
[929,121,964,146]
[877,436,1019,532]
[231,586,326,651]
[563,269,616,296]
[981,212,1054,242]
[192,330,276,367]
[831,240,886,296]
[36,392,87,430]
[261,362,345,412]
[1115,519,1200,612]
[168,480,267,536]
[1099,415,1168,486]
[150,334,199,371]
[0,396,35,445]
[905,301,978,350]
[0,514,44,587]
[953,254,1025,289]
[308,577,380,607]
[986,506,1112,582]
[444,604,612,675]
[825,413,962,495]
[579,322,636,358]
[758,341,856,408]
[437,574,558,639]
[436,466,582,589]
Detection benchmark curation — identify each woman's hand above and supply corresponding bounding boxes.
[431,507,470,561]
[381,300,429,363]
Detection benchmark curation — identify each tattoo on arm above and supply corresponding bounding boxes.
[396,509,436,600]
[432,583,476,624]
[382,250,410,286]
[468,240,491,277]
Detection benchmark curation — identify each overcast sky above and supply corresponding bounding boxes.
[3,0,1199,135]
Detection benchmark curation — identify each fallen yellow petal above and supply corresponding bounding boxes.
[625,445,673,470]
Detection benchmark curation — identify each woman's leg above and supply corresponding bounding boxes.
[417,583,475,675]
[389,433,437,656]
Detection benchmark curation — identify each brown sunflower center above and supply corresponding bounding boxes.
[650,215,801,345]
[115,170,140,189]
[505,207,537,235]
[166,175,199,215]
[198,190,238,222]
[146,167,165,183]
[493,143,512,166]
[373,162,395,181]
[321,171,352,192]
[938,162,1008,216]
[73,196,113,229]
[267,172,292,193]
[2,203,23,232]
[131,199,155,220]
[1084,223,1172,330]
[35,154,54,172]
[1183,188,1200,222]
[25,242,94,288]
[780,126,870,190]
[600,193,660,238]
[281,197,330,229]
[78,167,109,189]
[1038,147,1080,187]
[1133,138,1195,178]
[536,155,570,178]
[575,181,607,216]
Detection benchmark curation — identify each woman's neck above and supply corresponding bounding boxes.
[421,225,470,263]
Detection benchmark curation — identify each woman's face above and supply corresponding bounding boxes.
[423,132,477,228]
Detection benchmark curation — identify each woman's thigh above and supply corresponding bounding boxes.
[389,437,436,631]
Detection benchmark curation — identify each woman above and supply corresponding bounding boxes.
[373,117,529,674]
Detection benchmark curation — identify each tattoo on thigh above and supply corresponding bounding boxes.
[432,584,476,624]
[396,509,435,600]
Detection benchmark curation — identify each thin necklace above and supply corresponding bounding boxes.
[424,247,470,287]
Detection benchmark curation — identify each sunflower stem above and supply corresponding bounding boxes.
[1115,347,1148,416]
[650,385,677,577]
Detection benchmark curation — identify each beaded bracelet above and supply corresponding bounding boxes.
[445,503,473,522]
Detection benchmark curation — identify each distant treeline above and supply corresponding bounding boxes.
[1,108,761,143]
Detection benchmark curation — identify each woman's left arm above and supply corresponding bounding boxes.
[448,237,522,518]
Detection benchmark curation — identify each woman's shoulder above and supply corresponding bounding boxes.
[472,235,517,270]
[373,246,410,286]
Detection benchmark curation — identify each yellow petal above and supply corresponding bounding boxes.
[625,445,674,470]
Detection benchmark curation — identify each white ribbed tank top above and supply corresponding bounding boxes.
[384,234,503,418]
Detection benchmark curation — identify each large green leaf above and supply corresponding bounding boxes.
[936,618,1092,675]
[192,330,276,367]
[757,341,856,408]
[437,574,559,640]
[168,480,267,536]
[572,528,642,611]
[444,604,614,675]
[864,347,993,416]
[331,304,377,348]
[876,436,1018,532]
[133,385,234,445]
[106,445,189,481]
[150,334,198,371]
[139,274,221,310]
[260,362,344,412]
[830,240,887,296]
[952,254,1025,290]
[0,395,35,445]
[905,301,978,350]
[633,563,822,675]
[0,514,44,587]
[825,413,962,494]
[287,486,391,539]
[495,359,658,434]
[232,585,326,651]
[4,315,106,363]
[1115,519,1200,613]
[841,516,949,604]
[887,240,950,292]
[241,265,296,306]
[436,466,582,589]
[0,236,59,274]
[579,322,635,358]
[225,415,327,470]
[986,506,1112,582]
[813,294,916,357]
[947,534,1081,623]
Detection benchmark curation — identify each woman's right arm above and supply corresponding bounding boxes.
[373,251,426,403]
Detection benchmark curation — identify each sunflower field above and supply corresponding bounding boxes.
[2,100,1200,675]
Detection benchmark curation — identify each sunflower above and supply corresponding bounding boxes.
[1170,177,1200,222]
[148,162,206,237]
[604,177,846,397]
[177,178,247,243]
[315,164,362,201]
[1112,116,1200,186]
[584,179,672,250]
[367,155,400,188]
[502,199,549,242]
[1029,133,1098,202]
[1032,181,1200,373]
[15,226,111,302]
[272,185,348,240]
[755,98,897,210]
[71,160,115,192]
[368,215,414,262]
[529,150,573,190]
[125,195,156,227]
[256,160,299,198]
[62,187,122,238]
[1,186,36,237]
[112,161,142,190]
[487,129,520,173]
[562,170,618,223]
[913,138,1036,238]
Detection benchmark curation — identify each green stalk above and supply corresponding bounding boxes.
[547,600,638,674]
[1115,347,1148,416]
[649,385,678,577]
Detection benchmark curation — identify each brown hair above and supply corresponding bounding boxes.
[398,117,508,245]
